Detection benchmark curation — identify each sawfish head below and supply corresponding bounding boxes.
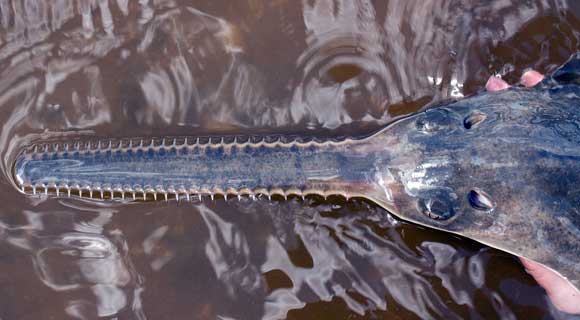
[367,53,580,286]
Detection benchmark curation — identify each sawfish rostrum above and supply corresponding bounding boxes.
[12,54,580,288]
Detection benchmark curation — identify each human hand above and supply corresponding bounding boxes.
[520,257,580,314]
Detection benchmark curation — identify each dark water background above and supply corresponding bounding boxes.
[0,1,579,319]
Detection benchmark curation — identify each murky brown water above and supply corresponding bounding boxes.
[0,1,579,319]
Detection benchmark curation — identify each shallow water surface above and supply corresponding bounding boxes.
[0,1,579,319]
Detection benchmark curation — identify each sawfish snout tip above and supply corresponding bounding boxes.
[11,150,30,194]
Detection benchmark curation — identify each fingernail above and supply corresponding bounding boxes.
[485,76,510,92]
[521,69,544,87]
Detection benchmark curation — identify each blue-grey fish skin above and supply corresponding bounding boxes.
[11,54,580,290]
[369,53,580,289]
[12,138,380,200]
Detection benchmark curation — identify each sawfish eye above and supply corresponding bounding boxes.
[415,110,453,134]
[419,198,455,220]
[418,192,457,221]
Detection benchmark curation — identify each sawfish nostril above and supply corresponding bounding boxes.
[468,189,495,211]
[464,111,487,129]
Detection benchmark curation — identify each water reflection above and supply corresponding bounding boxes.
[0,0,578,318]
[0,203,144,318]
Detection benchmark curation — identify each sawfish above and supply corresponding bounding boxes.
[11,54,580,290]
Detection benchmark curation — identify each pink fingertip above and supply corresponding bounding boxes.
[520,258,580,314]
[521,69,545,87]
[485,76,510,92]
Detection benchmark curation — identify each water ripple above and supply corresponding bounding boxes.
[0,0,578,318]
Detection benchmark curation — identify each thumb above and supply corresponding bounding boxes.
[520,257,580,314]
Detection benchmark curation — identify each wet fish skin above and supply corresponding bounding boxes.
[371,53,580,288]
[11,54,580,289]
[12,137,381,201]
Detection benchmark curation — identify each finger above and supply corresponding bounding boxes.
[520,257,580,314]
[485,76,510,92]
[521,69,545,87]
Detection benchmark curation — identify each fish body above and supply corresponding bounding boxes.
[371,54,580,289]
[12,54,580,288]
